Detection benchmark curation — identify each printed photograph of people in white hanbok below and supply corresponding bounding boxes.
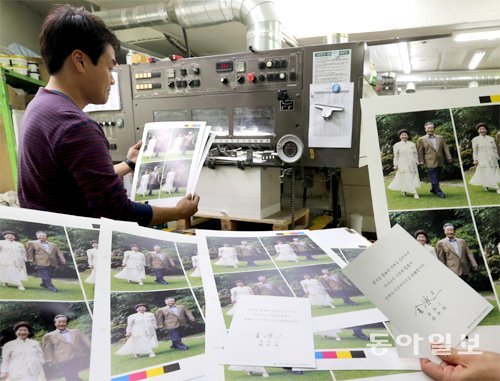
[0,219,84,301]
[0,301,92,381]
[213,269,293,328]
[280,263,375,318]
[110,290,205,377]
[205,237,275,274]
[141,129,171,163]
[66,227,100,301]
[259,235,333,269]
[158,160,190,199]
[452,105,500,205]
[166,128,198,160]
[376,109,467,210]
[176,242,203,288]
[134,163,163,201]
[110,232,190,292]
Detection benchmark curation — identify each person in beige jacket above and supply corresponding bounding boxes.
[417,122,452,198]
[146,245,175,285]
[155,298,195,350]
[26,231,66,292]
[436,223,478,279]
[42,314,91,381]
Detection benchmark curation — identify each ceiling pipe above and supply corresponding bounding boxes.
[396,70,500,89]
[94,0,282,52]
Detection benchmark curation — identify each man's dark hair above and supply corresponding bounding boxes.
[39,5,120,74]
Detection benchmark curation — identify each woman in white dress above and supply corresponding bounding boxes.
[85,240,98,284]
[227,281,254,316]
[116,304,158,358]
[190,255,201,277]
[215,243,239,268]
[274,241,299,262]
[300,275,335,308]
[114,244,146,285]
[414,230,437,258]
[137,170,150,197]
[143,137,157,159]
[469,123,500,193]
[0,231,27,291]
[0,322,45,381]
[161,169,176,194]
[170,134,184,154]
[388,129,421,199]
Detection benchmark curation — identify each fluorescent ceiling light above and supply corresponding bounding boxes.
[468,50,486,70]
[398,42,411,74]
[453,28,500,42]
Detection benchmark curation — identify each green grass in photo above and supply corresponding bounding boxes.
[134,192,160,202]
[165,152,193,161]
[211,258,276,274]
[384,178,468,210]
[310,296,375,317]
[273,255,335,269]
[159,187,186,199]
[1,275,85,301]
[225,366,333,380]
[80,272,94,300]
[464,173,500,206]
[140,157,165,164]
[111,335,204,376]
[186,275,203,287]
[110,269,190,292]
[478,291,500,325]
[314,328,394,350]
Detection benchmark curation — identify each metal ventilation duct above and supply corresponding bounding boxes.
[94,0,282,52]
[396,70,500,89]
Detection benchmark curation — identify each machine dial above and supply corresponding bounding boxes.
[276,134,304,163]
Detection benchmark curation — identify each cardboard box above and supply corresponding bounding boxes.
[7,85,26,110]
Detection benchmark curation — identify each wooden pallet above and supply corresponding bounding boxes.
[177,208,309,231]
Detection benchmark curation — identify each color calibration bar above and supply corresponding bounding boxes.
[112,363,180,381]
[315,350,367,359]
[479,95,500,103]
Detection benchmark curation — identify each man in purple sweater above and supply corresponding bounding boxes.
[17,5,199,226]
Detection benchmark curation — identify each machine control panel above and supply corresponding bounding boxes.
[129,42,367,167]
[130,48,302,98]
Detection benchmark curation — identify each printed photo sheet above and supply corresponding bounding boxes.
[131,121,212,207]
[361,85,500,364]
[90,219,209,381]
[195,228,413,378]
[0,206,102,381]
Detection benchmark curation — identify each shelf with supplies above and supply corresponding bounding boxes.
[0,67,46,192]
[176,208,310,231]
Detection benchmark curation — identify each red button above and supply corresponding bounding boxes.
[247,73,256,82]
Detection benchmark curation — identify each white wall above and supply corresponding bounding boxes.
[0,1,43,54]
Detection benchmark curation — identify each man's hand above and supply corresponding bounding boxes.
[127,140,142,162]
[175,194,200,219]
[472,265,478,271]
[447,158,452,164]
[420,345,500,381]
